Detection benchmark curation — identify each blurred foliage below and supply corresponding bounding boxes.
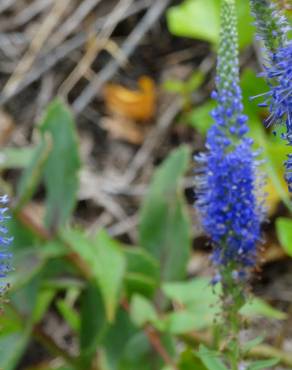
[0,1,291,369]
[0,99,287,370]
[166,0,254,49]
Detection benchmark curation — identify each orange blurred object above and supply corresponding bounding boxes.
[103,76,156,121]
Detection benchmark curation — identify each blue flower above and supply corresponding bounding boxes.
[250,0,292,192]
[0,195,12,290]
[195,0,264,271]
[250,0,290,53]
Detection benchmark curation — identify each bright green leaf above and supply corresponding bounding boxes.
[56,298,80,332]
[167,0,220,44]
[276,217,292,256]
[130,294,158,327]
[166,0,253,48]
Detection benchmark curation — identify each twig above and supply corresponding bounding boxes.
[47,0,102,51]
[59,0,134,97]
[0,0,17,13]
[121,96,183,185]
[9,0,53,29]
[0,0,151,104]
[72,0,172,114]
[3,0,71,97]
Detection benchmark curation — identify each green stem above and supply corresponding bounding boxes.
[220,265,245,370]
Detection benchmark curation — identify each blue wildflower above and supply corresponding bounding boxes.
[0,195,12,291]
[250,0,290,53]
[195,0,264,272]
[250,0,292,191]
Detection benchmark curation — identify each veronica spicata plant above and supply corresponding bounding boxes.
[250,0,292,191]
[195,0,265,367]
[0,195,12,293]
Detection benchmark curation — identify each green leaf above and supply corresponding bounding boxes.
[139,146,191,282]
[246,358,279,370]
[242,336,264,354]
[39,99,81,231]
[276,217,292,256]
[162,277,220,305]
[124,248,159,298]
[94,230,126,322]
[166,0,253,48]
[130,294,158,327]
[241,298,287,320]
[162,278,221,330]
[179,349,208,370]
[185,100,215,134]
[0,147,34,170]
[196,345,228,370]
[79,282,107,368]
[56,298,80,332]
[102,308,137,370]
[32,287,55,324]
[16,135,51,209]
[62,228,126,321]
[167,0,220,44]
[0,331,31,370]
[163,310,211,334]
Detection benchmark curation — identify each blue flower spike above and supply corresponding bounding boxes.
[250,0,292,192]
[195,0,265,278]
[0,195,12,293]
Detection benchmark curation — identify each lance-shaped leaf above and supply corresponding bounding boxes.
[39,99,81,231]
[139,146,191,281]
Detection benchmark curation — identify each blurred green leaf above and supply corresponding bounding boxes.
[197,345,228,370]
[0,147,34,170]
[162,278,221,331]
[162,277,216,304]
[167,0,220,44]
[179,349,208,370]
[56,298,80,332]
[32,287,55,324]
[62,228,126,321]
[139,146,191,282]
[0,331,31,370]
[39,99,81,231]
[124,248,159,298]
[276,217,292,256]
[102,308,137,370]
[130,294,158,327]
[162,277,286,330]
[16,135,51,210]
[240,298,287,320]
[185,100,215,134]
[163,310,211,334]
[79,282,107,368]
[246,358,279,370]
[167,0,253,48]
[242,336,264,354]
